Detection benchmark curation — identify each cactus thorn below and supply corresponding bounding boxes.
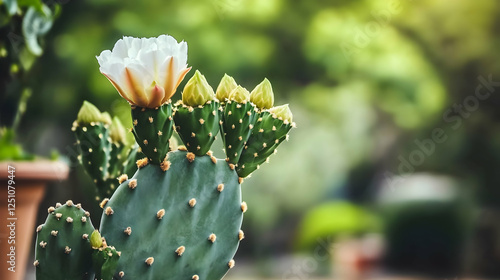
[228,259,235,268]
[176,246,186,256]
[145,257,155,266]
[157,209,166,219]
[143,139,148,145]
[186,152,196,162]
[192,275,199,280]
[199,119,205,124]
[236,104,241,109]
[105,206,114,216]
[238,177,244,184]
[238,136,243,141]
[136,157,149,169]
[148,116,154,123]
[51,230,58,237]
[178,145,187,151]
[157,130,163,136]
[39,241,47,248]
[119,271,125,277]
[217,184,225,192]
[211,156,217,164]
[48,206,55,214]
[208,233,217,243]
[228,145,232,149]
[133,119,138,126]
[263,143,267,148]
[272,126,277,131]
[85,211,90,217]
[36,224,43,232]
[65,246,72,254]
[66,217,73,223]
[128,179,138,189]
[239,230,245,241]
[100,198,110,209]
[254,153,258,158]
[189,198,197,208]
[118,174,128,184]
[82,127,87,132]
[249,124,254,129]
[207,150,214,156]
[82,234,89,240]
[55,213,62,220]
[219,120,223,125]
[231,124,235,129]
[229,163,235,170]
[124,227,132,236]
[275,139,279,144]
[241,202,248,213]
[154,147,158,152]
[81,216,87,223]
[191,132,196,137]
[33,260,39,267]
[259,128,264,133]
[228,111,232,116]
[238,119,243,123]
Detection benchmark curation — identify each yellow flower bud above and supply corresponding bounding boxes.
[90,230,103,249]
[250,78,274,109]
[182,70,215,106]
[228,85,250,103]
[268,104,293,123]
[109,117,127,144]
[216,74,238,102]
[77,101,107,125]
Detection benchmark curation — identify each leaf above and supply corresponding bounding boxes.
[21,5,53,56]
[3,0,18,16]
[16,0,44,15]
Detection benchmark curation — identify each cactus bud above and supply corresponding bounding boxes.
[182,70,215,107]
[250,78,274,109]
[109,117,127,144]
[216,74,238,102]
[269,104,293,123]
[100,112,112,125]
[228,85,250,103]
[77,101,105,125]
[90,230,103,249]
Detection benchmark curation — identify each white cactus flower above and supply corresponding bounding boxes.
[96,35,191,108]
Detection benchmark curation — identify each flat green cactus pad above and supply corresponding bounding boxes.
[35,201,95,280]
[100,150,244,280]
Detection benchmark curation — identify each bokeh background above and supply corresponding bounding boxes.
[2,0,500,279]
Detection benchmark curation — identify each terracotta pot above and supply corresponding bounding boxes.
[0,160,68,280]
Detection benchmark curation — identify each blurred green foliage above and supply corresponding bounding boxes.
[1,0,500,276]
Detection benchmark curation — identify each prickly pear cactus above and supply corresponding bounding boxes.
[100,150,244,280]
[34,201,95,280]
[236,110,292,177]
[131,103,174,164]
[90,230,121,280]
[73,101,137,201]
[220,86,258,164]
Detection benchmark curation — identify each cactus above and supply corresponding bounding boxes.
[99,150,243,279]
[34,201,95,280]
[90,230,121,280]
[236,106,294,178]
[174,70,220,156]
[36,35,295,280]
[220,86,258,164]
[131,103,174,164]
[73,101,138,201]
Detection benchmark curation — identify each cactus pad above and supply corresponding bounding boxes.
[34,201,95,280]
[221,101,257,164]
[174,101,220,156]
[237,111,292,177]
[100,150,244,280]
[131,103,174,164]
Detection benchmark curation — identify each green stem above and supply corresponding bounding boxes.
[12,87,31,132]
